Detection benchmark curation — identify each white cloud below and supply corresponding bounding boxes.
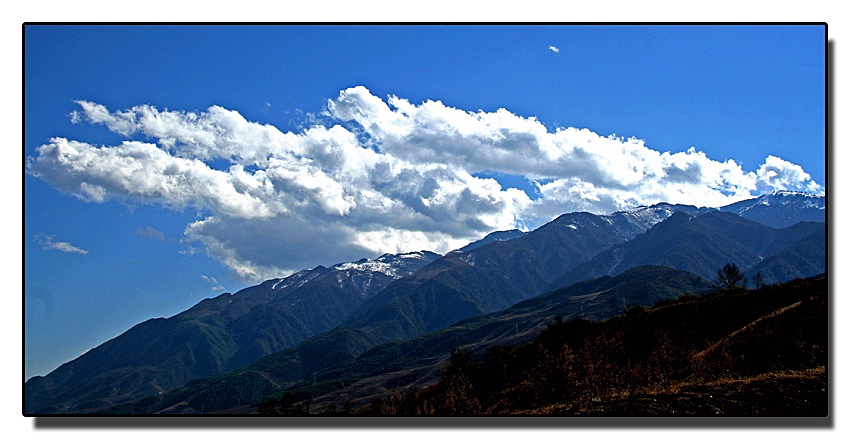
[756,155,824,195]
[35,234,89,255]
[549,45,560,53]
[201,275,226,292]
[27,87,823,282]
[135,226,166,240]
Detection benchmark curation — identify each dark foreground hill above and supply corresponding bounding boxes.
[365,276,827,416]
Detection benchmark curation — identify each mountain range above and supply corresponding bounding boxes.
[24,191,826,414]
[548,210,825,290]
[105,265,714,414]
[718,190,825,228]
[24,251,439,413]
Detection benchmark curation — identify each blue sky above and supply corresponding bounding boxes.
[24,24,825,379]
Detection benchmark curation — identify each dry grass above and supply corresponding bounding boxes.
[343,278,828,416]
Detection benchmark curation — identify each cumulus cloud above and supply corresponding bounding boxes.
[549,45,560,53]
[27,87,823,282]
[35,234,89,255]
[756,155,824,194]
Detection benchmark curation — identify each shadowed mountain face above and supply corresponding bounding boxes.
[24,251,439,414]
[194,206,822,414]
[743,227,826,285]
[340,203,712,343]
[102,265,714,414]
[719,191,825,229]
[25,191,825,414]
[547,211,825,292]
[25,203,697,414]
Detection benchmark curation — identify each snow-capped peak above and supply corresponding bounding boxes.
[611,203,693,230]
[332,251,438,279]
[722,191,825,215]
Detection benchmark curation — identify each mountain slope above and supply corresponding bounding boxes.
[454,229,527,252]
[103,265,713,414]
[25,192,825,414]
[24,251,439,414]
[341,204,711,344]
[28,202,702,415]
[744,228,827,285]
[301,266,713,411]
[719,191,825,228]
[548,211,825,291]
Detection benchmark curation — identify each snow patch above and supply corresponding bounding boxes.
[334,259,399,277]
[333,252,429,279]
[272,267,324,290]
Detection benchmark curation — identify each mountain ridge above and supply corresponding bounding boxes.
[24,250,439,413]
[25,191,825,414]
[718,190,825,228]
[547,211,825,291]
[103,265,714,414]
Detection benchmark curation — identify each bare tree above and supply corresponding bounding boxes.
[752,271,765,290]
[713,263,747,292]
